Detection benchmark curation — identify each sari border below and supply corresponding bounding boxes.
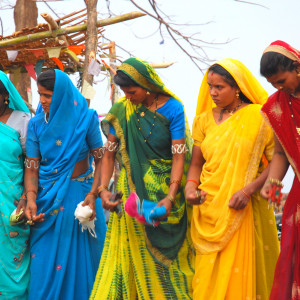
[261,110,300,181]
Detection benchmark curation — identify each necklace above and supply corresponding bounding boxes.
[288,96,300,135]
[140,95,158,117]
[135,97,158,143]
[218,101,243,121]
[44,113,49,124]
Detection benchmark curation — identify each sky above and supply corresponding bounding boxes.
[1,0,298,192]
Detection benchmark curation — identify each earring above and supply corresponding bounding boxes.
[4,99,8,105]
[236,91,240,98]
[146,91,150,95]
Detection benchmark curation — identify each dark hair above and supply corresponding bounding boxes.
[113,70,139,87]
[260,52,296,78]
[208,64,252,104]
[0,80,9,98]
[37,69,56,91]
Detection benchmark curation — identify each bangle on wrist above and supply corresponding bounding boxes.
[26,190,37,197]
[187,179,199,186]
[19,195,27,200]
[86,191,98,198]
[169,179,181,187]
[242,189,250,200]
[97,185,108,196]
[268,178,284,188]
[167,194,176,206]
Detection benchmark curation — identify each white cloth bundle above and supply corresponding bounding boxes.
[74,201,97,238]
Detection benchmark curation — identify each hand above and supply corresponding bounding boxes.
[16,197,26,220]
[25,200,45,224]
[185,188,207,205]
[229,189,250,210]
[156,197,172,219]
[100,190,122,212]
[82,195,96,221]
[260,181,271,199]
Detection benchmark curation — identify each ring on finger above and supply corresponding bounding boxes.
[195,190,201,198]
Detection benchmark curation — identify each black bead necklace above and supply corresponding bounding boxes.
[136,95,158,143]
[218,101,243,121]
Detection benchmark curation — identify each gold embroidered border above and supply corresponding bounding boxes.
[263,45,300,62]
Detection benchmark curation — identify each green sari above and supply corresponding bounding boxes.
[91,58,194,300]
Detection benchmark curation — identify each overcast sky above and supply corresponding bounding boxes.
[1,0,298,191]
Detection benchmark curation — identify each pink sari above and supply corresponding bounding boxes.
[261,91,300,300]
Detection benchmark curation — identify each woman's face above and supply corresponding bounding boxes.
[121,86,147,105]
[38,84,53,113]
[266,69,300,95]
[207,71,239,108]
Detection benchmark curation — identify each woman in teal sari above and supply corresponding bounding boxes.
[91,58,194,299]
[0,71,31,299]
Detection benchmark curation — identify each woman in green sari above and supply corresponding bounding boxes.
[90,58,194,299]
[0,71,31,299]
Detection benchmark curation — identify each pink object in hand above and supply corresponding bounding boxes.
[124,192,147,224]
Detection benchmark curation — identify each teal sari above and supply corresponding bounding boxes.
[0,123,30,299]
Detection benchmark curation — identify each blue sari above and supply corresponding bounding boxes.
[26,70,106,300]
[0,71,30,299]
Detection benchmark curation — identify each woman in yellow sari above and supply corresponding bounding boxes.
[185,58,279,299]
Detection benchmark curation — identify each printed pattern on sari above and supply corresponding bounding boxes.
[91,98,195,299]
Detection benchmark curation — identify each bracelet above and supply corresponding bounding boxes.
[167,194,176,206]
[26,190,37,196]
[269,178,284,188]
[187,179,199,186]
[97,185,108,196]
[242,189,251,200]
[169,179,181,187]
[19,195,27,200]
[86,191,98,198]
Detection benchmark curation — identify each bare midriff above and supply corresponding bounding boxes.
[71,155,89,179]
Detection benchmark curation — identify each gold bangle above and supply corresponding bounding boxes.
[97,185,108,196]
[242,189,250,200]
[167,194,176,206]
[269,178,284,188]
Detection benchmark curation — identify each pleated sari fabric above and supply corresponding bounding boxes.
[192,58,279,300]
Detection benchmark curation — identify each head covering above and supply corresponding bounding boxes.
[117,57,179,100]
[196,58,268,115]
[263,40,300,62]
[0,71,29,113]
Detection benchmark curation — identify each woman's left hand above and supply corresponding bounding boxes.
[156,197,173,219]
[82,195,96,221]
[229,189,250,210]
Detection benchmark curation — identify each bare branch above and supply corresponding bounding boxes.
[234,0,269,9]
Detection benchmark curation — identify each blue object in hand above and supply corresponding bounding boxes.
[142,199,167,225]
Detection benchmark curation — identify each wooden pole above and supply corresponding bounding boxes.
[0,12,146,48]
[81,0,98,106]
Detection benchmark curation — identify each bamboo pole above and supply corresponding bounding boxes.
[0,12,146,48]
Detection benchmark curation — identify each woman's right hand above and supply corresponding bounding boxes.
[260,181,271,199]
[100,190,122,212]
[185,188,207,205]
[25,200,45,223]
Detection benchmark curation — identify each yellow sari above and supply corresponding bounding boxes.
[192,59,279,299]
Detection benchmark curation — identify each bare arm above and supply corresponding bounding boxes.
[24,157,44,222]
[82,147,104,220]
[261,135,289,199]
[156,138,186,217]
[185,145,207,205]
[98,134,121,211]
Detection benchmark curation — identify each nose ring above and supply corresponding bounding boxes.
[278,86,283,90]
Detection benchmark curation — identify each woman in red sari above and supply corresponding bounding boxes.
[260,40,300,300]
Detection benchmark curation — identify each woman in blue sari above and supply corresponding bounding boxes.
[0,71,31,299]
[24,69,106,299]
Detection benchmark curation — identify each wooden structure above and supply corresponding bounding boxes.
[0,9,145,74]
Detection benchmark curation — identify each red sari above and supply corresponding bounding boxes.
[261,91,300,300]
